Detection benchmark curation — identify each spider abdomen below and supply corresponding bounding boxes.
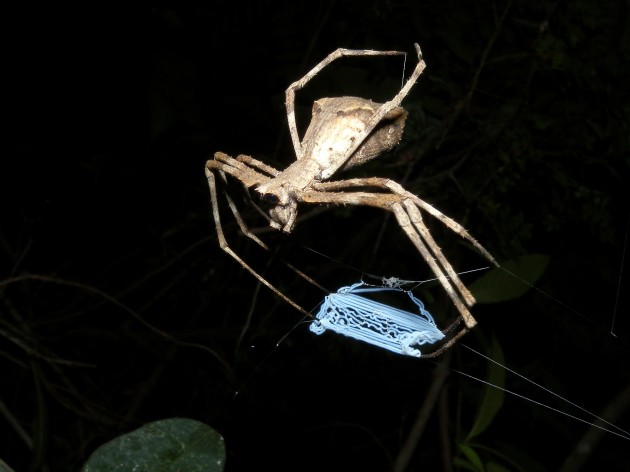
[301,97,408,179]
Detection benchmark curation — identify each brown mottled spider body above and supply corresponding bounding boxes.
[205,43,496,356]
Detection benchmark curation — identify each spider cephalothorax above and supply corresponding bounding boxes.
[206,43,497,356]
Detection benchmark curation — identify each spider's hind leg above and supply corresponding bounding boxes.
[402,199,476,307]
[391,200,477,329]
[387,180,497,266]
[421,326,470,358]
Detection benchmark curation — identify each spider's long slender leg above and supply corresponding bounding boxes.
[222,187,328,294]
[212,152,275,187]
[312,177,497,266]
[223,188,270,250]
[359,44,426,149]
[207,153,328,300]
[205,165,313,318]
[236,155,282,178]
[386,181,497,266]
[402,199,476,307]
[303,183,494,329]
[421,326,470,358]
[209,154,276,248]
[391,201,477,329]
[285,46,413,159]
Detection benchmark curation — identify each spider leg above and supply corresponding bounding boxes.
[402,199,476,307]
[304,179,496,329]
[207,154,329,312]
[313,177,497,266]
[209,154,276,247]
[391,200,476,329]
[222,187,269,250]
[387,180,497,265]
[236,155,281,178]
[206,158,315,318]
[212,152,273,187]
[421,325,470,358]
[223,189,327,293]
[298,187,483,354]
[285,46,417,160]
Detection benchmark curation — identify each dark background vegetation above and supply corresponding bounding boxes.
[3,1,629,470]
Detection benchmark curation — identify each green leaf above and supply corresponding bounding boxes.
[466,337,506,440]
[82,418,226,472]
[469,254,550,304]
[457,443,486,472]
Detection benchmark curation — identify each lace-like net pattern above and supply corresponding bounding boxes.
[310,282,445,357]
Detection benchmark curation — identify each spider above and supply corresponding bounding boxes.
[205,43,497,356]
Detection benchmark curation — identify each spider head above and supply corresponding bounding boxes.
[259,191,298,233]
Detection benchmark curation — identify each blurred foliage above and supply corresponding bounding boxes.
[2,0,629,471]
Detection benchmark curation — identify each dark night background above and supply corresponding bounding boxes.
[2,2,630,471]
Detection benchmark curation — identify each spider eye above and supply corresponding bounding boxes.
[262,193,279,205]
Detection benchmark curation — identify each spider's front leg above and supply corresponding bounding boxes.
[205,153,313,317]
[284,47,407,159]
